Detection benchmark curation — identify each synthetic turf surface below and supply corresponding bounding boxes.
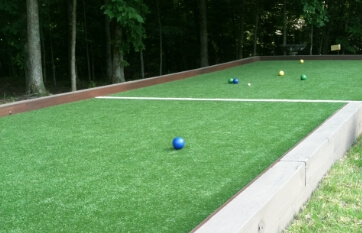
[1,60,361,232]
[114,60,362,100]
[0,99,343,232]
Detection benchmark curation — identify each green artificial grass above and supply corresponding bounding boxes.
[1,60,361,232]
[0,99,343,232]
[115,61,362,100]
[285,135,362,233]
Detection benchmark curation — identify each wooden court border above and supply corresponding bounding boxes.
[1,55,361,118]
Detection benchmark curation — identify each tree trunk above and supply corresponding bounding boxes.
[310,25,313,55]
[50,39,56,86]
[319,28,325,55]
[238,0,245,59]
[69,0,77,91]
[253,0,259,56]
[83,0,91,82]
[104,12,112,82]
[283,0,287,56]
[112,24,125,83]
[156,0,163,75]
[140,47,145,79]
[7,49,17,78]
[199,0,209,67]
[26,0,46,95]
[46,2,57,86]
[322,25,331,54]
[40,26,47,83]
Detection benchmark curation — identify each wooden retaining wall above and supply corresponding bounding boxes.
[0,55,360,118]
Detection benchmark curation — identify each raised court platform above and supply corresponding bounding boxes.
[95,96,362,232]
[191,101,362,232]
[1,55,361,232]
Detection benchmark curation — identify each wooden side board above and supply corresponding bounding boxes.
[0,57,258,118]
[1,55,361,118]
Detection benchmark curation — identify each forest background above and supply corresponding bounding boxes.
[0,0,361,99]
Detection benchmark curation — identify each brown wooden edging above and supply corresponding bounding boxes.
[260,55,362,61]
[1,55,361,118]
[0,57,259,118]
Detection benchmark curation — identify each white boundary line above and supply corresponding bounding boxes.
[95,96,361,103]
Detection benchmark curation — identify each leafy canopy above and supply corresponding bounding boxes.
[301,0,328,27]
[102,0,148,52]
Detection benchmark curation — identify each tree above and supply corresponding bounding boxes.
[253,0,260,56]
[156,0,162,75]
[0,0,27,78]
[112,23,125,83]
[2,0,362,100]
[82,0,91,82]
[334,0,362,54]
[68,0,77,91]
[103,0,112,81]
[199,0,208,67]
[26,0,46,95]
[301,0,328,55]
[238,0,246,59]
[282,0,287,55]
[102,0,148,83]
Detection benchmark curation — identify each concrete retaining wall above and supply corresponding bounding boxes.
[192,102,362,233]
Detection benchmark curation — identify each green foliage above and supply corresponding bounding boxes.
[340,1,362,54]
[0,0,21,14]
[0,0,27,76]
[88,80,97,88]
[13,53,26,70]
[102,0,148,52]
[301,0,328,27]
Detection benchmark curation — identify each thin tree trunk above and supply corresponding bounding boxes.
[253,0,259,56]
[50,39,56,86]
[70,0,77,91]
[46,3,56,86]
[83,0,91,81]
[40,25,47,83]
[319,28,325,55]
[91,51,95,81]
[105,14,112,81]
[283,0,287,56]
[140,48,144,79]
[199,0,209,67]
[310,25,313,55]
[323,25,331,54]
[24,43,29,87]
[7,49,17,77]
[156,0,162,75]
[239,0,245,59]
[26,0,46,95]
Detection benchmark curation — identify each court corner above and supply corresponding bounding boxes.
[192,102,362,233]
